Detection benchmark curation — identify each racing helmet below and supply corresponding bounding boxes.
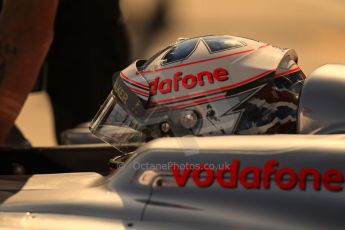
[90,35,305,151]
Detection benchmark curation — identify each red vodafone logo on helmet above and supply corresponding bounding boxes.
[149,67,229,95]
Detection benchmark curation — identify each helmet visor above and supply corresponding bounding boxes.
[90,77,147,151]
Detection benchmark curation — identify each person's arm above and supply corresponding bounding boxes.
[0,0,58,143]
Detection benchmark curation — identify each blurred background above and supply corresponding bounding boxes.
[15,0,345,146]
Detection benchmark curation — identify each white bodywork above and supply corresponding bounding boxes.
[1,135,345,229]
[298,64,345,134]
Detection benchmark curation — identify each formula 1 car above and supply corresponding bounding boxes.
[0,64,345,229]
[1,134,345,230]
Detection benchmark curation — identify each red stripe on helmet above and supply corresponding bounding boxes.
[126,85,149,97]
[137,48,255,75]
[120,72,149,89]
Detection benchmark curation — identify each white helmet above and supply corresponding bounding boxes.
[90,35,305,151]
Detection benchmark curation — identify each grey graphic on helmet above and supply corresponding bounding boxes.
[90,35,305,152]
